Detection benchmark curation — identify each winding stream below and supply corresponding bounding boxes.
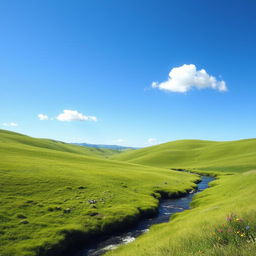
[74,176,214,256]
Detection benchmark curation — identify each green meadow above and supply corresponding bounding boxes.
[1,129,256,256]
[106,172,256,256]
[107,139,256,256]
[112,139,256,172]
[0,129,198,256]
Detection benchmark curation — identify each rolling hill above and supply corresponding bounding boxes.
[0,129,121,159]
[112,139,256,172]
[1,129,256,256]
[0,129,198,256]
[107,139,256,256]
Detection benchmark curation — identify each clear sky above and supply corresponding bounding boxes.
[1,0,256,147]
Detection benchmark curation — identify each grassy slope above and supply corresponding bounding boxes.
[107,139,256,256]
[0,129,120,158]
[107,171,256,256]
[112,139,256,172]
[0,130,199,256]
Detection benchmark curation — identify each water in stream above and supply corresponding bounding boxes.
[75,176,214,256]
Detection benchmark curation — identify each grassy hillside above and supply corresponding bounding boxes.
[107,171,256,256]
[112,139,256,172]
[0,129,120,158]
[0,130,199,256]
[108,138,256,256]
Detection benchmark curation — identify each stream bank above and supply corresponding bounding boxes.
[73,176,214,256]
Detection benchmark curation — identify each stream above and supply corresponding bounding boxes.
[74,176,214,256]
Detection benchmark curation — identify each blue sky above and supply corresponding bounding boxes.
[1,0,256,147]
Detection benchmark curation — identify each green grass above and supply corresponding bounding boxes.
[1,129,256,256]
[0,129,199,256]
[0,129,121,158]
[112,139,256,172]
[107,139,256,256]
[106,171,256,256]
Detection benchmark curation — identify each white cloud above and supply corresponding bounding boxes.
[38,114,49,120]
[56,110,97,122]
[3,122,18,127]
[152,64,227,93]
[147,138,158,145]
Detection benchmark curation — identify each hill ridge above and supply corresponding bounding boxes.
[112,138,256,172]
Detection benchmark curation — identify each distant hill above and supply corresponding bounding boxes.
[112,138,256,172]
[74,142,137,151]
[0,129,121,158]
